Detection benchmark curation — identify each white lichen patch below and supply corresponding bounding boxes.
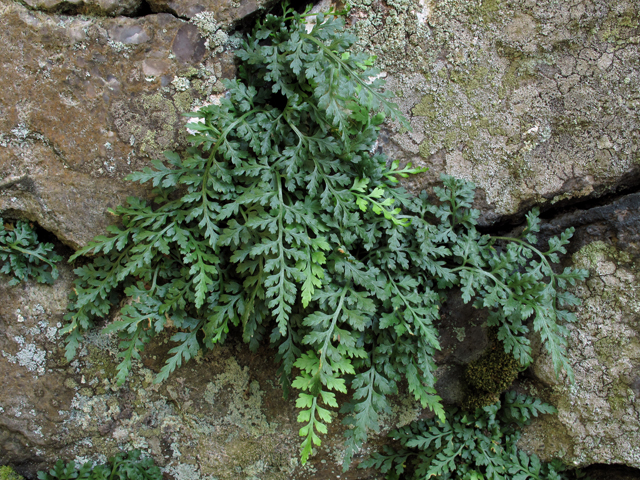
[107,40,131,55]
[171,77,191,92]
[162,463,205,480]
[2,331,47,376]
[191,12,229,53]
[522,241,640,468]
[15,343,47,375]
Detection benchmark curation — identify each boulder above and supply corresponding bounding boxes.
[518,193,640,468]
[0,1,236,249]
[350,0,640,224]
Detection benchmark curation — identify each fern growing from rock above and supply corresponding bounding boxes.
[62,3,587,467]
[0,218,61,285]
[38,450,161,480]
[362,391,588,480]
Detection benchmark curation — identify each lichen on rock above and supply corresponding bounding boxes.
[521,240,640,468]
[348,0,640,223]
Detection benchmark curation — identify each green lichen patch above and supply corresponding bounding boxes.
[520,240,640,467]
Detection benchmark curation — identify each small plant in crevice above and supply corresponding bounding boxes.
[61,2,588,468]
[0,218,62,286]
[361,391,589,480]
[37,450,161,480]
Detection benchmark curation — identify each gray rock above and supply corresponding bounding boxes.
[349,0,640,224]
[518,193,640,468]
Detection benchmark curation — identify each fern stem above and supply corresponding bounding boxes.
[449,265,511,292]
[492,235,556,287]
[299,32,409,130]
[315,285,349,377]
[2,244,56,267]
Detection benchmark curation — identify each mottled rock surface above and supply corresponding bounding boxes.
[18,0,142,16]
[0,262,431,480]
[148,0,269,23]
[0,0,236,249]
[519,193,640,468]
[2,0,640,477]
[351,0,640,224]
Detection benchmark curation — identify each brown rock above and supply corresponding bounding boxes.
[148,0,267,23]
[20,0,142,16]
[0,2,234,249]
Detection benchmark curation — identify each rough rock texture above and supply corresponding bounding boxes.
[2,0,640,477]
[0,262,439,480]
[18,0,142,16]
[0,0,236,249]
[519,193,640,468]
[147,0,269,24]
[351,0,640,224]
[17,0,271,21]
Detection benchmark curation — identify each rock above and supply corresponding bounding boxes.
[0,262,429,480]
[19,0,143,17]
[0,1,236,249]
[2,0,640,476]
[349,0,640,224]
[518,192,640,468]
[148,0,268,23]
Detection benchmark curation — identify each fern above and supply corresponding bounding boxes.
[62,2,587,468]
[0,218,62,286]
[361,392,588,480]
[38,450,161,480]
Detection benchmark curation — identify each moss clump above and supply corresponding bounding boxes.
[462,339,521,410]
[0,466,24,480]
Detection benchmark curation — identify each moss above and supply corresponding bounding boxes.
[0,466,24,480]
[462,336,520,410]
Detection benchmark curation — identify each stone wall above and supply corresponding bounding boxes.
[1,0,639,478]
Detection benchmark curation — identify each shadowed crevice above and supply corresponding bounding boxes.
[477,167,640,236]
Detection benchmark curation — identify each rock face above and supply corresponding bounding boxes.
[519,193,640,468]
[0,263,432,480]
[1,0,640,477]
[0,1,236,249]
[352,0,640,224]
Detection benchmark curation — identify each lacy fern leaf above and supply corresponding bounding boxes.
[362,393,586,480]
[0,218,61,286]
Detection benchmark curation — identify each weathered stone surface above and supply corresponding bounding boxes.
[2,0,640,476]
[0,1,235,249]
[19,0,142,16]
[148,0,267,24]
[0,263,429,480]
[350,0,640,224]
[518,193,640,468]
